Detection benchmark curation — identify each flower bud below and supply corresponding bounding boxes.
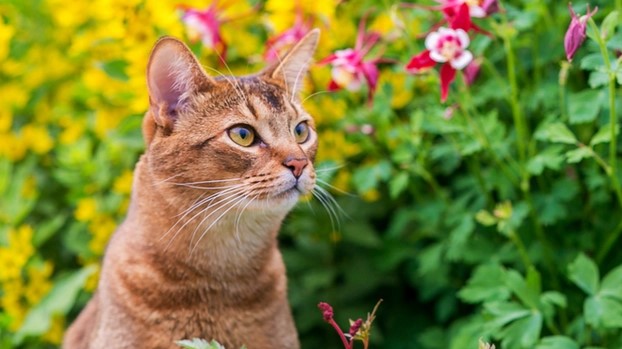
[564,3,598,62]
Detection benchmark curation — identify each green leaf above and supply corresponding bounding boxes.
[99,59,129,81]
[601,11,619,41]
[536,336,580,349]
[505,268,540,309]
[580,53,604,71]
[14,265,97,343]
[389,171,409,198]
[584,295,622,328]
[527,146,564,175]
[590,124,620,146]
[565,147,593,164]
[475,210,497,226]
[568,253,599,295]
[499,312,543,349]
[485,301,530,331]
[535,123,577,144]
[33,214,66,247]
[589,71,610,88]
[568,90,603,124]
[459,264,510,303]
[600,265,622,300]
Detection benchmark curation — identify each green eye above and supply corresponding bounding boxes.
[294,122,310,143]
[228,125,255,147]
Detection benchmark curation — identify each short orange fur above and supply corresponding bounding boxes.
[63,30,320,349]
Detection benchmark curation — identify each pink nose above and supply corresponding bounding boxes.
[283,157,308,178]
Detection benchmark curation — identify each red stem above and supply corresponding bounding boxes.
[328,318,351,349]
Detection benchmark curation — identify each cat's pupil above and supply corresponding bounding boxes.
[239,129,249,139]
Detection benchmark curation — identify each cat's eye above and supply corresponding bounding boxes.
[228,125,255,147]
[293,122,310,143]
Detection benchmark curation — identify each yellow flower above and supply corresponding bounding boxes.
[42,315,65,345]
[83,262,101,292]
[21,124,54,155]
[75,198,98,222]
[370,13,395,35]
[113,170,134,195]
[0,225,34,282]
[24,261,53,305]
[88,214,117,255]
[0,132,27,161]
[59,117,86,145]
[0,20,14,61]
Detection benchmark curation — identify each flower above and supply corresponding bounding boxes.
[349,318,363,337]
[464,58,481,85]
[437,0,498,19]
[406,26,473,102]
[318,302,334,321]
[564,3,598,62]
[320,18,384,103]
[181,4,227,59]
[265,15,312,62]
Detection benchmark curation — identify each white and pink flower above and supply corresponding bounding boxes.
[425,27,473,70]
[436,0,498,19]
[181,5,227,59]
[320,19,384,103]
[406,25,473,102]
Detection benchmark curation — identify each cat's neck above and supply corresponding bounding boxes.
[119,154,288,278]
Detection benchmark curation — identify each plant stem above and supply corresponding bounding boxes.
[328,318,351,349]
[588,18,622,260]
[597,218,622,263]
[508,229,533,270]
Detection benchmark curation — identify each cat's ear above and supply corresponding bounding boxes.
[147,37,214,130]
[264,29,320,96]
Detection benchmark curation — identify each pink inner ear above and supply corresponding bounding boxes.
[148,45,185,114]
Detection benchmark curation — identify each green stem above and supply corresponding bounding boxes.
[597,218,622,263]
[588,18,622,261]
[508,229,533,270]
[559,61,570,122]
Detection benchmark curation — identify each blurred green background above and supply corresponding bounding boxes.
[2,0,622,348]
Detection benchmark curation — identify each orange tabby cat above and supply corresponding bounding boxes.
[63,29,320,349]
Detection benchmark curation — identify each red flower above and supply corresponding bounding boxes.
[564,3,598,62]
[320,18,384,103]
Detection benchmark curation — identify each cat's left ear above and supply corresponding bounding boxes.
[264,29,320,97]
[147,37,215,131]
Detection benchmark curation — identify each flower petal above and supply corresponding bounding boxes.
[450,50,473,70]
[430,50,449,63]
[450,3,472,31]
[456,29,470,48]
[425,31,441,51]
[406,50,437,73]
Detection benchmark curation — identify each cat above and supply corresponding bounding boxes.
[63,29,320,349]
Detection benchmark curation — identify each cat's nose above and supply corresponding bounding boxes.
[283,156,308,179]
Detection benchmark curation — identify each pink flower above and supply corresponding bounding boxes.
[320,19,384,103]
[181,4,227,59]
[265,16,312,62]
[318,302,334,322]
[406,26,473,102]
[349,318,363,337]
[463,59,481,85]
[436,0,498,19]
[564,3,598,62]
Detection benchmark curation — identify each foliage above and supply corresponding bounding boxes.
[2,0,622,348]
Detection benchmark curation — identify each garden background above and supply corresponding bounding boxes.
[1,0,622,348]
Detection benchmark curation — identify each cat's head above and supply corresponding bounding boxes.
[143,30,320,214]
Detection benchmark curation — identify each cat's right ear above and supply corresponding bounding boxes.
[146,37,214,135]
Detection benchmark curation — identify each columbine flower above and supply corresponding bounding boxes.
[181,4,227,59]
[564,3,598,62]
[265,15,312,62]
[320,18,384,103]
[437,0,498,18]
[406,25,473,102]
